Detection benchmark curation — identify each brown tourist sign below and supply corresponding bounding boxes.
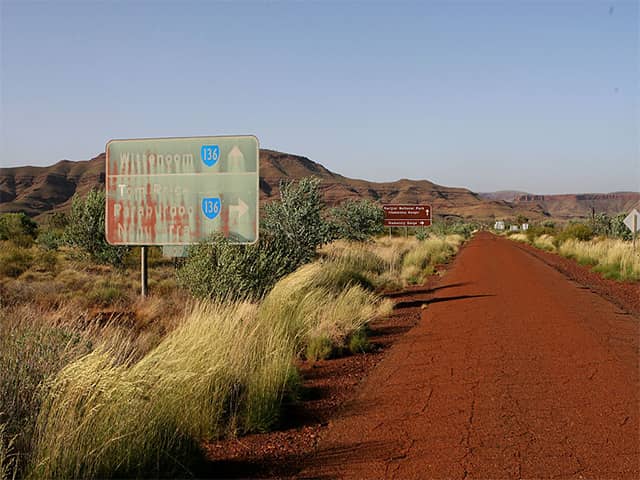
[383,204,432,227]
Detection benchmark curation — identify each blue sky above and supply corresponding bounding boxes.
[1,0,638,193]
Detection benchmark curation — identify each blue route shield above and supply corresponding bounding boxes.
[201,145,220,167]
[201,197,221,219]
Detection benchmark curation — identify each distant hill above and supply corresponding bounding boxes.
[1,150,636,221]
[509,193,640,219]
[479,191,529,202]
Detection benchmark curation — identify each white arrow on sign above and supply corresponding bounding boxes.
[623,208,640,233]
[230,198,249,218]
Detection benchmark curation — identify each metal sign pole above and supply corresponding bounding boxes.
[141,246,148,297]
[634,215,637,251]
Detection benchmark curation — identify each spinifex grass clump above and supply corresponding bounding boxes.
[29,302,297,479]
[558,238,640,281]
[400,235,463,284]
[533,234,556,251]
[258,261,393,360]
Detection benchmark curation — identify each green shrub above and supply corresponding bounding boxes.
[430,221,477,238]
[326,199,384,241]
[0,213,38,246]
[261,177,327,265]
[37,229,64,251]
[610,213,632,241]
[556,223,594,244]
[177,233,299,300]
[63,189,130,267]
[178,177,327,301]
[0,244,33,278]
[525,225,556,243]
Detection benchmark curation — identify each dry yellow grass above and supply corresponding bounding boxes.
[559,237,640,281]
[258,261,393,359]
[533,234,556,251]
[29,301,297,479]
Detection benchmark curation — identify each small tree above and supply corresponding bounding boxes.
[64,189,130,266]
[610,213,632,240]
[261,177,328,265]
[327,199,384,241]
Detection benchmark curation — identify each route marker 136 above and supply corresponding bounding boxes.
[201,145,220,167]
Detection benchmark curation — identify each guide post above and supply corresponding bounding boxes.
[141,246,148,297]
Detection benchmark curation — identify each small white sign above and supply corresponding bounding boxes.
[494,221,505,230]
[522,223,529,230]
[623,209,640,233]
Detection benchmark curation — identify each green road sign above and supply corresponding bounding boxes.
[105,135,259,245]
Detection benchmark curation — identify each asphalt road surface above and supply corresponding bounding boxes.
[300,232,639,479]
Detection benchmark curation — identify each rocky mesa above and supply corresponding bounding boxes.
[1,149,636,221]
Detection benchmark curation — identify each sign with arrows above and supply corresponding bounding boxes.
[105,135,259,245]
[383,204,432,227]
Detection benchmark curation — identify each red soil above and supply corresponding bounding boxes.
[203,233,639,479]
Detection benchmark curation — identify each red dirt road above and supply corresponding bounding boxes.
[299,232,639,479]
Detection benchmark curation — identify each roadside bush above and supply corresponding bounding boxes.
[430,221,477,239]
[0,213,38,248]
[610,213,632,240]
[524,225,556,243]
[261,177,327,264]
[326,199,384,241]
[63,189,130,267]
[37,229,64,251]
[555,223,593,244]
[178,177,327,301]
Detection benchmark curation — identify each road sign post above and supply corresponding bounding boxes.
[105,135,259,296]
[141,245,148,297]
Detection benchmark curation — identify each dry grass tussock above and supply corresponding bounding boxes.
[508,233,529,243]
[3,233,466,479]
[28,301,298,479]
[321,234,464,289]
[259,261,393,359]
[507,230,639,282]
[533,234,555,252]
[559,238,640,281]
